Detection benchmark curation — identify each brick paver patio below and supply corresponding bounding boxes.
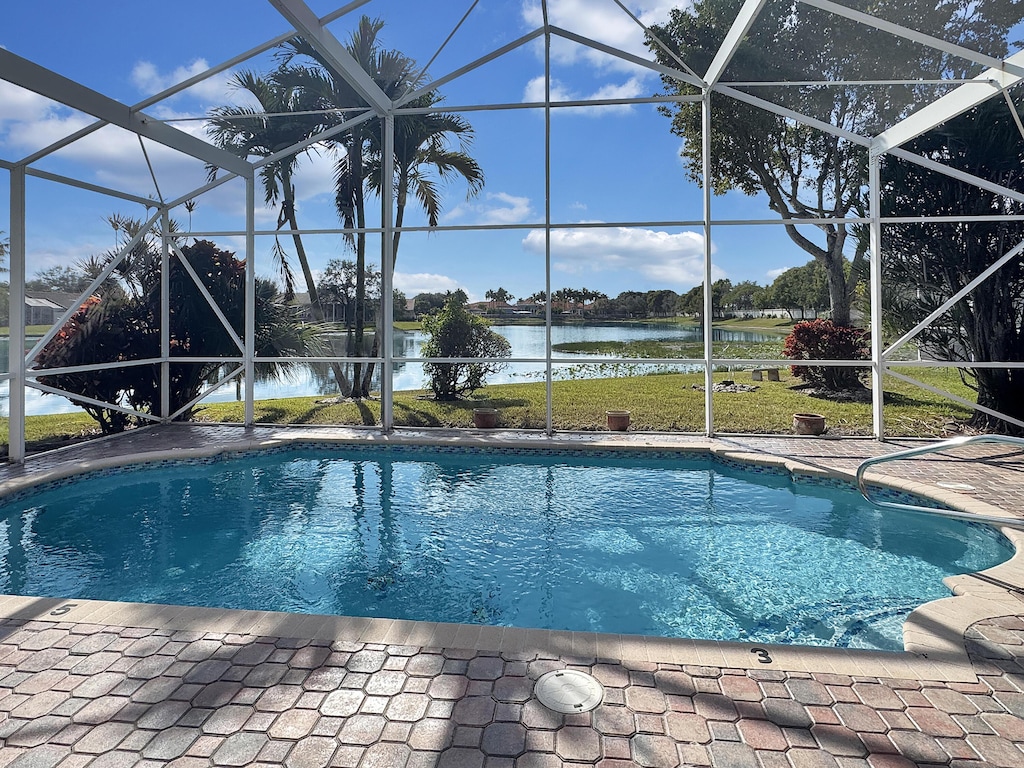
[0,423,1020,767]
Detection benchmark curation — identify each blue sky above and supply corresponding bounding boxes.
[0,1,857,304]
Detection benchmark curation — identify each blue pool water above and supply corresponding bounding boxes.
[0,446,1011,651]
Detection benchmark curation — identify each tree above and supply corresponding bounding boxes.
[421,293,511,401]
[318,258,381,326]
[35,240,322,433]
[770,260,831,320]
[26,265,91,294]
[676,282,729,320]
[677,286,702,318]
[0,230,8,272]
[649,0,1024,327]
[206,70,350,392]
[393,290,410,321]
[413,292,449,316]
[616,291,648,318]
[881,96,1024,432]
[208,72,320,306]
[723,280,763,312]
[281,16,483,398]
[646,289,678,317]
[484,287,514,311]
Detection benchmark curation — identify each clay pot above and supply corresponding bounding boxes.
[793,413,826,435]
[606,410,631,432]
[472,408,498,429]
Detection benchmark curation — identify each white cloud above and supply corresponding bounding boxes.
[0,81,57,124]
[766,266,796,280]
[521,0,675,72]
[523,226,718,287]
[131,59,238,104]
[394,271,468,297]
[446,192,534,225]
[523,75,645,114]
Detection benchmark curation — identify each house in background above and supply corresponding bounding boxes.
[24,292,89,326]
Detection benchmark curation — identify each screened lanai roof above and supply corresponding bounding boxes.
[2,0,1021,181]
[2,0,1024,460]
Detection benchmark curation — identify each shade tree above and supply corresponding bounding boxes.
[649,0,1024,327]
[880,95,1024,433]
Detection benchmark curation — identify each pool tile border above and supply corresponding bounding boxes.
[0,425,1022,687]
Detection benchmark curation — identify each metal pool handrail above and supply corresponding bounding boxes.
[855,434,1024,530]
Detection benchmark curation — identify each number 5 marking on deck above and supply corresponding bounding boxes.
[49,603,79,616]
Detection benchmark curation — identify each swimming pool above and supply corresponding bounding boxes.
[0,444,1011,651]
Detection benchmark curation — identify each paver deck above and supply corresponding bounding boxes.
[0,423,1020,767]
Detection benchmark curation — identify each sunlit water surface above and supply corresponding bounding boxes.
[0,446,1009,651]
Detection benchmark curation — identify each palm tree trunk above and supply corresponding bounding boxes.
[359,173,408,395]
[352,142,368,398]
[285,194,352,396]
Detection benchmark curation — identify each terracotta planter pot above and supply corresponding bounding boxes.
[606,410,631,432]
[472,408,498,429]
[793,413,826,435]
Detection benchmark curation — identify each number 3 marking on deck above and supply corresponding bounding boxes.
[49,604,78,616]
[751,647,772,664]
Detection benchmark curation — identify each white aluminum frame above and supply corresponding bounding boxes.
[1,0,1023,459]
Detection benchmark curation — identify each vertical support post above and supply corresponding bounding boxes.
[244,176,256,426]
[869,153,884,439]
[160,209,171,422]
[701,92,715,436]
[544,22,554,435]
[381,113,395,432]
[8,167,26,462]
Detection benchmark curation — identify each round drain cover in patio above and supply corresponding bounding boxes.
[535,669,605,713]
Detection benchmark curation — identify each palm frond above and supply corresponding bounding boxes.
[271,237,297,301]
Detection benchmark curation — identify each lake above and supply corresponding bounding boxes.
[0,323,778,416]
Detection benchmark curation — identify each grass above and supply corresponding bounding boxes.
[712,316,796,332]
[185,366,978,436]
[0,326,57,336]
[0,367,975,454]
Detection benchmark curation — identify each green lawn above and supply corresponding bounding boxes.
[0,325,57,336]
[0,367,975,454]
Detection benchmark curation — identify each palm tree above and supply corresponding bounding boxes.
[280,17,484,397]
[366,101,484,268]
[207,70,353,393]
[0,230,8,273]
[278,19,416,397]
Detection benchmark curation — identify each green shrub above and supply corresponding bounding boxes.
[422,294,511,400]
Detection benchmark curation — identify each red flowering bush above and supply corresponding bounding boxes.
[782,319,869,389]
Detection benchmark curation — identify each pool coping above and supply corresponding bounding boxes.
[1,427,1022,685]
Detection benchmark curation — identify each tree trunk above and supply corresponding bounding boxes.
[351,143,369,398]
[358,166,408,396]
[823,247,852,326]
[971,367,1024,434]
[968,296,1024,434]
[285,202,352,397]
